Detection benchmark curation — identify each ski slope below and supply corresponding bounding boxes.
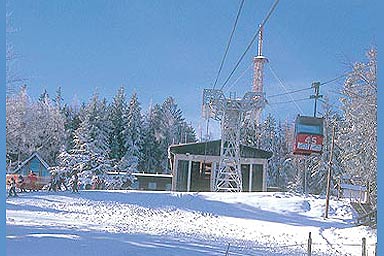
[6,191,376,255]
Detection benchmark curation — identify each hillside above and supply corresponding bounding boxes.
[6,191,376,256]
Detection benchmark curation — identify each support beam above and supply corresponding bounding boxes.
[187,159,192,192]
[211,162,217,191]
[249,164,253,192]
[172,155,179,191]
[263,161,267,192]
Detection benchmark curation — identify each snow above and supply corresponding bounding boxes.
[6,190,376,256]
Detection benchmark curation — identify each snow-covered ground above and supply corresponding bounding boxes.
[6,190,376,256]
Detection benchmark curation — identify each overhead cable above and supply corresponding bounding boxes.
[224,62,253,93]
[220,0,280,91]
[268,63,304,114]
[212,0,245,89]
[268,97,310,105]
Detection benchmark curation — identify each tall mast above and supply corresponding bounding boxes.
[251,25,268,124]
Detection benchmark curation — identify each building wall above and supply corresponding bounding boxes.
[19,156,49,177]
[137,176,172,191]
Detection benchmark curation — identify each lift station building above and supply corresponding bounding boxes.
[169,140,272,192]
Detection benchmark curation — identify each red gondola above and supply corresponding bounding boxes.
[293,115,324,155]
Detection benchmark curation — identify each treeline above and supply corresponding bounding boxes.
[6,86,197,179]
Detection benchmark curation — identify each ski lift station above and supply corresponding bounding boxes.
[168,25,275,192]
[169,140,272,192]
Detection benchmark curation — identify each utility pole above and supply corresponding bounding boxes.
[310,82,322,117]
[325,126,336,218]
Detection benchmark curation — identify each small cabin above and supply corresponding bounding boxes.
[132,173,172,191]
[7,152,51,190]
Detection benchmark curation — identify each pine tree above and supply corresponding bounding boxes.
[140,104,163,173]
[119,92,143,173]
[109,86,128,162]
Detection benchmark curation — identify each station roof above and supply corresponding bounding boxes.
[169,140,273,159]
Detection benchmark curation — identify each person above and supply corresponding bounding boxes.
[8,177,18,197]
[57,174,68,191]
[18,174,26,192]
[72,172,79,193]
[48,173,58,192]
[28,171,38,191]
[92,176,100,190]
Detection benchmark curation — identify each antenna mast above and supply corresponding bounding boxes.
[251,25,268,125]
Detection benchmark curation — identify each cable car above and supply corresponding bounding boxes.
[293,115,324,155]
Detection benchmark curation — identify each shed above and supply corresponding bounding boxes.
[132,173,173,191]
[7,152,51,189]
[10,152,50,177]
[168,140,273,192]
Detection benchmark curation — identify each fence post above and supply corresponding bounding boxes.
[375,242,377,256]
[307,232,312,256]
[362,238,366,256]
[225,243,230,256]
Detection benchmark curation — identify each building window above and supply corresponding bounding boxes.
[148,182,157,190]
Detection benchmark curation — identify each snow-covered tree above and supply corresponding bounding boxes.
[109,86,128,162]
[6,85,30,166]
[119,92,143,173]
[6,86,66,166]
[338,48,377,204]
[140,104,164,173]
[6,9,26,95]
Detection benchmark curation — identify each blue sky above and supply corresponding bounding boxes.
[7,0,381,135]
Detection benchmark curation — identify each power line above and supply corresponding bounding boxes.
[268,73,348,99]
[320,73,347,86]
[220,0,280,91]
[268,63,304,114]
[268,97,310,105]
[212,0,245,89]
[205,0,245,157]
[268,87,312,98]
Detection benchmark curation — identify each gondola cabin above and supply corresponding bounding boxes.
[293,115,324,155]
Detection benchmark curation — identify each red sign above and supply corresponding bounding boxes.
[293,134,323,155]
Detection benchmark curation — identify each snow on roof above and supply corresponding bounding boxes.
[11,152,50,174]
[132,172,173,178]
[340,183,367,192]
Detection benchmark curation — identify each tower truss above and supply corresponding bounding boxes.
[202,89,266,192]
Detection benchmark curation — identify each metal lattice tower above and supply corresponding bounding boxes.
[202,90,266,192]
[202,24,268,192]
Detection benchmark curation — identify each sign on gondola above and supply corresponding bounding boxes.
[293,115,324,155]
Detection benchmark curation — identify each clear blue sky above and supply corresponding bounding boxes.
[8,0,381,135]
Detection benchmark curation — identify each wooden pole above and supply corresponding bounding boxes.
[362,237,366,256]
[307,232,312,256]
[225,243,230,256]
[325,126,336,218]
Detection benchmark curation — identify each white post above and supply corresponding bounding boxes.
[187,159,192,192]
[249,164,253,192]
[263,161,267,192]
[211,162,217,191]
[172,155,179,191]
